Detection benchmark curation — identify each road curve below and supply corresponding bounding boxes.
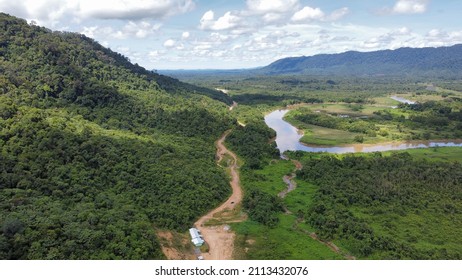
[194,130,244,260]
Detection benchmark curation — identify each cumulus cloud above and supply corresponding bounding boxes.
[81,21,161,40]
[182,31,190,39]
[119,21,162,39]
[291,6,349,22]
[148,50,168,63]
[77,0,195,20]
[291,6,324,22]
[243,30,302,52]
[360,27,415,49]
[81,25,114,39]
[361,34,395,49]
[246,0,299,14]
[326,7,350,21]
[163,39,176,48]
[427,29,441,37]
[0,0,77,26]
[199,10,242,31]
[393,27,412,36]
[0,0,194,24]
[392,0,429,14]
[261,13,283,23]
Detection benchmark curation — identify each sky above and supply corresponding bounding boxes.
[1,0,462,70]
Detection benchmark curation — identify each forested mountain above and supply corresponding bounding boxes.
[260,44,462,77]
[0,13,235,259]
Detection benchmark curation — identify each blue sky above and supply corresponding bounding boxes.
[1,0,461,69]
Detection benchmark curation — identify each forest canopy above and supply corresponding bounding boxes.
[0,13,234,259]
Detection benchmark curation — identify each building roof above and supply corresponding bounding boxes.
[189,228,204,246]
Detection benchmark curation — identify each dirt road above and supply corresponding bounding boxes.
[194,130,244,260]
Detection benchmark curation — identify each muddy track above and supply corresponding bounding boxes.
[193,130,245,260]
[278,160,302,199]
[282,159,355,260]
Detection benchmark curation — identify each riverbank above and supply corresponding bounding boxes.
[265,108,462,154]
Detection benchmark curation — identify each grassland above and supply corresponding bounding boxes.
[234,214,343,260]
[288,146,462,164]
[289,102,393,116]
[284,95,462,146]
[233,159,346,259]
[383,146,462,163]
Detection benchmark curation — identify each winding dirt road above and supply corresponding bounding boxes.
[194,130,245,260]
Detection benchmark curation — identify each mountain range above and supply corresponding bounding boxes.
[259,44,462,77]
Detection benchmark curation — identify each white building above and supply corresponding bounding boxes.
[189,228,204,247]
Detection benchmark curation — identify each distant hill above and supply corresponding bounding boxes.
[0,13,234,259]
[259,44,462,77]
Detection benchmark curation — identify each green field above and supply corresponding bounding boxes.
[297,123,360,146]
[234,160,344,259]
[234,214,343,260]
[284,96,462,146]
[290,102,392,116]
[383,146,462,162]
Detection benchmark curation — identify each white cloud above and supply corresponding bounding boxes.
[359,27,416,49]
[0,0,194,25]
[393,27,412,36]
[0,0,77,26]
[120,21,162,39]
[116,46,130,53]
[291,6,324,22]
[163,39,176,48]
[361,34,395,49]
[246,0,299,14]
[326,7,350,21]
[81,25,115,39]
[291,6,349,22]
[199,10,242,31]
[148,50,166,63]
[77,0,195,20]
[182,31,190,39]
[262,13,283,23]
[81,21,161,40]
[427,29,446,38]
[209,33,230,43]
[392,0,428,14]
[81,26,99,38]
[244,0,301,25]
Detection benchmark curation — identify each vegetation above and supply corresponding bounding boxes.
[382,146,462,163]
[296,152,462,259]
[284,98,462,145]
[226,119,279,170]
[234,160,342,260]
[0,13,234,259]
[174,57,462,260]
[3,12,462,261]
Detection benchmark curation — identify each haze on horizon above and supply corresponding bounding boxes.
[1,0,461,70]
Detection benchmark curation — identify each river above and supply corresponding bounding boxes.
[264,109,462,154]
